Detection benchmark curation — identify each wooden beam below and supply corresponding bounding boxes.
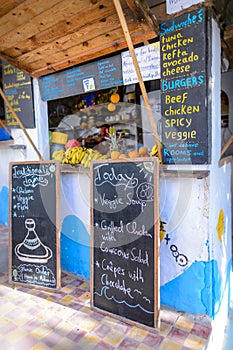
[221,135,233,157]
[113,0,162,163]
[126,0,160,35]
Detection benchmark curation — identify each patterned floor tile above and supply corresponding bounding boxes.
[127,326,148,342]
[191,322,212,339]
[158,338,183,350]
[118,336,140,349]
[183,333,207,349]
[7,328,28,344]
[0,225,212,350]
[93,323,111,338]
[175,315,195,332]
[103,328,125,346]
[76,332,100,349]
[167,327,189,345]
[143,331,164,348]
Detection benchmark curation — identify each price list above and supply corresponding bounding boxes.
[160,8,210,164]
[2,61,35,128]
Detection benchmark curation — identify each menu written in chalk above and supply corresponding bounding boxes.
[39,55,123,101]
[9,161,60,289]
[122,42,161,85]
[90,158,160,329]
[2,61,35,128]
[160,8,210,164]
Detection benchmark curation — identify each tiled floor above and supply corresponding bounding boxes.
[0,225,212,349]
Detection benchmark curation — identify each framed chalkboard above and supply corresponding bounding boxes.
[39,54,123,101]
[2,61,35,128]
[9,161,60,289]
[90,158,160,330]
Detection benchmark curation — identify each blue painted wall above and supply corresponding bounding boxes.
[0,186,9,226]
[161,259,232,318]
[61,215,90,279]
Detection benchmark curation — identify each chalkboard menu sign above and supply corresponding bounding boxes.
[2,61,35,128]
[9,161,60,289]
[90,158,160,329]
[122,42,161,85]
[160,8,210,164]
[39,54,123,101]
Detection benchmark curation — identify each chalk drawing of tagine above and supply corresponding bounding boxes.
[15,218,53,263]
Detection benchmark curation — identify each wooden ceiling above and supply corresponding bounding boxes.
[0,0,232,78]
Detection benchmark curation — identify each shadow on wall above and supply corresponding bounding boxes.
[0,186,8,226]
[61,215,90,279]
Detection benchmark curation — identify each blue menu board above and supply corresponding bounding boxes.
[39,55,123,101]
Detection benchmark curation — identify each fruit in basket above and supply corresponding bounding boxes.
[150,142,162,163]
[107,102,116,112]
[65,139,81,149]
[52,149,65,162]
[119,153,129,159]
[110,93,120,103]
[139,146,148,156]
[128,150,140,158]
[59,146,108,168]
[111,151,120,159]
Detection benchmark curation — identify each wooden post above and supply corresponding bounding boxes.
[0,87,44,161]
[113,0,162,163]
[221,135,233,157]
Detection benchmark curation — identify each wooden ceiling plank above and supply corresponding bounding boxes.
[0,0,24,17]
[0,0,63,38]
[126,0,160,34]
[15,16,149,68]
[5,8,141,65]
[26,27,155,76]
[30,36,156,76]
[1,0,119,58]
[0,0,110,50]
[0,51,31,75]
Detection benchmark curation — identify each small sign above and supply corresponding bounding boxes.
[166,0,204,14]
[83,77,95,92]
[122,43,160,85]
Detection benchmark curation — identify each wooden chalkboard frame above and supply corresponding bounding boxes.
[8,160,61,290]
[90,157,160,331]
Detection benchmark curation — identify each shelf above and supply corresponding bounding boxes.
[60,163,210,179]
[95,119,139,128]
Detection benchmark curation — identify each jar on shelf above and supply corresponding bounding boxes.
[80,114,88,129]
[88,115,96,129]
[127,92,135,103]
